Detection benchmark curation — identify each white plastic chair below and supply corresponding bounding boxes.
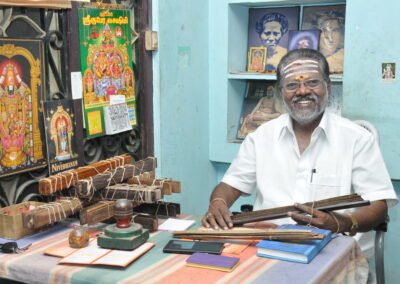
[354,120,387,284]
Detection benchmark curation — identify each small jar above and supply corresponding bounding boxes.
[69,226,90,248]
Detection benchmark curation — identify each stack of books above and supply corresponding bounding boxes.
[256,225,333,264]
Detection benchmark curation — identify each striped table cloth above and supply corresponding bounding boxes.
[0,215,368,284]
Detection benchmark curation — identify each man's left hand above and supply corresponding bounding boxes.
[288,203,342,233]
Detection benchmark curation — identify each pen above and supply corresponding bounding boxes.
[310,169,316,183]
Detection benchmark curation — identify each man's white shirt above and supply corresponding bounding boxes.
[222,110,398,258]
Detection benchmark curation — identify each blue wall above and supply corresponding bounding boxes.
[153,0,217,215]
[343,0,400,179]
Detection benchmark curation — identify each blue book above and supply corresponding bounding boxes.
[256,225,332,264]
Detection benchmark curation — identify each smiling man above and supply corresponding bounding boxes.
[203,49,398,261]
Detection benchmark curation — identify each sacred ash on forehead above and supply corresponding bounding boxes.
[282,59,320,79]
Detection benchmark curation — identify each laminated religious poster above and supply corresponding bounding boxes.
[0,38,46,178]
[248,7,299,73]
[78,6,137,139]
[302,5,346,74]
[43,99,81,175]
[237,81,284,139]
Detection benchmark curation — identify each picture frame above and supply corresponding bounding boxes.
[302,5,346,74]
[247,46,267,73]
[248,7,300,73]
[237,81,284,139]
[382,62,396,82]
[0,38,47,177]
[43,99,81,175]
[288,30,320,51]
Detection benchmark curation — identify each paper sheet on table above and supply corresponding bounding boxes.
[158,218,195,231]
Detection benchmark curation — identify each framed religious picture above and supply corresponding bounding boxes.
[0,38,47,178]
[237,81,284,139]
[247,46,267,73]
[288,30,320,51]
[302,5,346,74]
[382,62,395,82]
[248,7,299,73]
[78,6,137,139]
[43,99,81,175]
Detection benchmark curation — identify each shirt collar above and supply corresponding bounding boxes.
[277,110,332,142]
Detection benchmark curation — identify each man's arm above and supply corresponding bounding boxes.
[201,182,242,230]
[289,200,388,234]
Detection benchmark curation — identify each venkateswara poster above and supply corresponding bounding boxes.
[0,38,46,178]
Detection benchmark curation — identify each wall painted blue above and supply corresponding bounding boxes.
[343,0,400,179]
[153,0,217,215]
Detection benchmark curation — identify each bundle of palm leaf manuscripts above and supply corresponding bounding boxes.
[173,228,325,241]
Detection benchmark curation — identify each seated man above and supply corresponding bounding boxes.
[203,49,398,260]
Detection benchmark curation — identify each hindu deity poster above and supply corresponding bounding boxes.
[43,99,80,175]
[78,7,137,139]
[0,38,46,178]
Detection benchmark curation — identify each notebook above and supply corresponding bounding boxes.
[185,252,240,272]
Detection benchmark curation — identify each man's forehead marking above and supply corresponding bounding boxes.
[282,59,321,79]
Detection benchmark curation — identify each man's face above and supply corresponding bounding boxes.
[260,21,283,49]
[320,19,342,53]
[281,71,329,125]
[297,39,310,49]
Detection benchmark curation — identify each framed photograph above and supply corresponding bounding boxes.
[43,99,81,175]
[248,7,300,73]
[237,81,284,139]
[382,63,395,82]
[288,30,320,51]
[0,38,47,178]
[302,5,346,74]
[247,46,267,73]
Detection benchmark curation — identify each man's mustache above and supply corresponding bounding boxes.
[291,94,318,104]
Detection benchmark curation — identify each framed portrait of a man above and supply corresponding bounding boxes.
[0,38,47,177]
[237,81,284,139]
[247,7,299,73]
[288,30,320,51]
[302,5,346,74]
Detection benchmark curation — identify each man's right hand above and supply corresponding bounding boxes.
[201,198,233,230]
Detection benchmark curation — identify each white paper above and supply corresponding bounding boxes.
[93,242,154,267]
[71,72,83,100]
[158,218,195,231]
[103,103,132,135]
[109,95,126,105]
[59,242,110,264]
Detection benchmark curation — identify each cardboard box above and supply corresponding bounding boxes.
[0,201,45,240]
